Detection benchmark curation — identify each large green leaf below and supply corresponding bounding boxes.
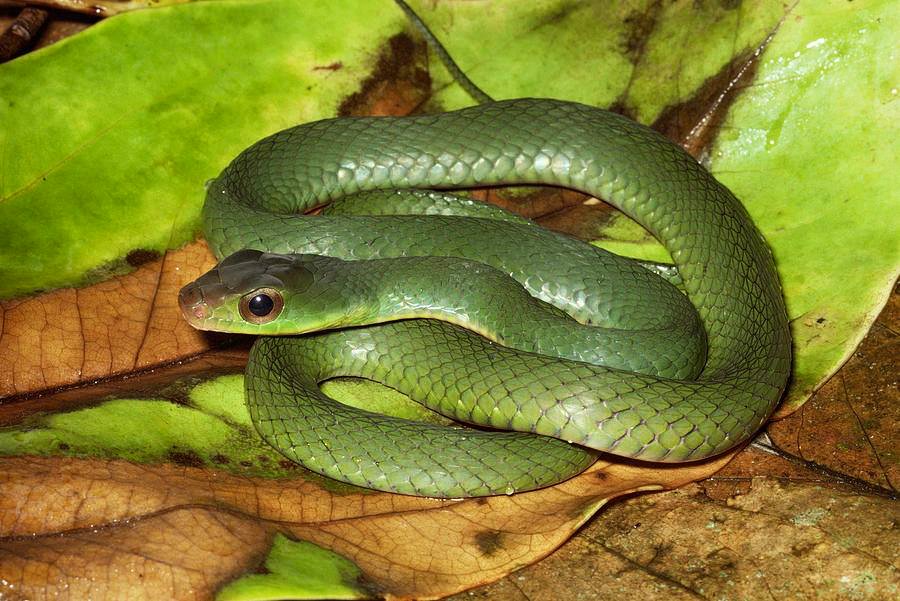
[420,0,899,408]
[0,374,443,481]
[711,0,899,407]
[0,0,400,298]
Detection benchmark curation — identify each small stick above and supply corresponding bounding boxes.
[0,7,49,63]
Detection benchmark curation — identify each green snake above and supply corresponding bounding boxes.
[178,15,790,500]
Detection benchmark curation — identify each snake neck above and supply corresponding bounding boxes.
[337,255,552,342]
[301,255,705,379]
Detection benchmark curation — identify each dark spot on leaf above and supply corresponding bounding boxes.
[157,381,193,406]
[81,258,139,288]
[57,442,70,451]
[212,454,230,465]
[622,1,662,62]
[607,2,664,119]
[474,530,504,556]
[532,3,580,29]
[240,460,254,467]
[167,449,205,468]
[125,249,161,268]
[606,99,635,120]
[339,33,430,117]
[595,470,609,480]
[652,21,779,159]
[816,317,826,324]
[353,576,386,599]
[278,459,301,470]
[313,61,343,71]
[257,454,270,463]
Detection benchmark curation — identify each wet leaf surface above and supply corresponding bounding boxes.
[0,0,897,599]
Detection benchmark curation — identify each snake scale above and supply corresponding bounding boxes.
[179,4,790,498]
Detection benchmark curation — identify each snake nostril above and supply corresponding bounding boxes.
[178,284,209,320]
[178,284,199,307]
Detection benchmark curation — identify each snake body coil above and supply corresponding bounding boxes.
[180,98,791,497]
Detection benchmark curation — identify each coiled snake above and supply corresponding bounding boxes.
[179,5,790,498]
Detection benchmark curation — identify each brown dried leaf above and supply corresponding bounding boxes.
[0,454,731,600]
[766,284,899,490]
[0,241,216,397]
[455,477,899,601]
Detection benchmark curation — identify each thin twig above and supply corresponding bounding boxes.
[0,6,49,62]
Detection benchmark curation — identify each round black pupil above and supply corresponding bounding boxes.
[248,294,274,317]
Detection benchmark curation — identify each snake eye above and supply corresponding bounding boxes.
[239,288,283,324]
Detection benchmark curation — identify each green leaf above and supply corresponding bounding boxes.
[0,373,439,480]
[216,534,371,601]
[709,0,899,408]
[0,374,291,477]
[413,0,900,408]
[0,0,402,299]
[423,0,785,119]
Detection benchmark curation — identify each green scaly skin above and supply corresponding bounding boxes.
[181,98,791,498]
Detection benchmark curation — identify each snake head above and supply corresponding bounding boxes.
[178,250,361,335]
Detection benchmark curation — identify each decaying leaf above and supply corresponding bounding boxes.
[0,241,217,397]
[454,478,898,601]
[0,449,731,599]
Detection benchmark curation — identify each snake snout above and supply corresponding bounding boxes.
[178,283,211,322]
